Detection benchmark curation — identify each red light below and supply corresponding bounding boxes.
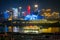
[27,5,31,14]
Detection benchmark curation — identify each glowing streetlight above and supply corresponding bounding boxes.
[34,4,39,15]
[34,4,38,8]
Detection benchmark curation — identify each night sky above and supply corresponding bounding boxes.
[0,0,60,12]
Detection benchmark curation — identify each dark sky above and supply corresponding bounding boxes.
[0,0,60,12]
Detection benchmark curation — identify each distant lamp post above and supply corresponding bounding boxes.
[34,4,39,15]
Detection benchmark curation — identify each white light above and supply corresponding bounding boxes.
[19,7,22,9]
[34,4,38,8]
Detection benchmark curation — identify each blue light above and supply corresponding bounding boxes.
[25,15,37,20]
[24,14,44,20]
[4,11,10,19]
